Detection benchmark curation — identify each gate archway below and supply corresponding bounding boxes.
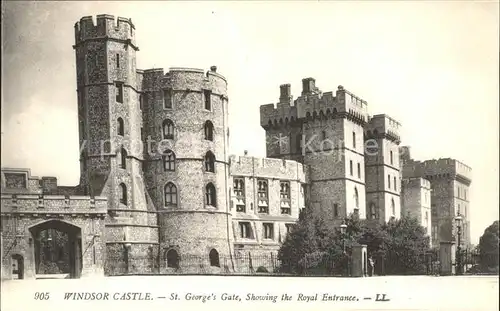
[28,220,83,279]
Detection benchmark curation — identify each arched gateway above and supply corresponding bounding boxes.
[1,168,107,280]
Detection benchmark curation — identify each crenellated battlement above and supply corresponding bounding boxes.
[365,114,401,143]
[0,194,107,215]
[140,66,228,97]
[74,14,137,49]
[260,80,369,129]
[403,158,472,184]
[229,155,308,183]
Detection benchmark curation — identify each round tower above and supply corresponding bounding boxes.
[74,15,158,275]
[142,66,234,272]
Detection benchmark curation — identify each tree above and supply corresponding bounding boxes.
[382,216,431,275]
[278,207,339,274]
[278,210,431,275]
[478,220,499,273]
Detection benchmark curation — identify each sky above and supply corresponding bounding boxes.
[1,1,498,244]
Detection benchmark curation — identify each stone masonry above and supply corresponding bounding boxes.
[400,151,472,247]
[1,15,472,279]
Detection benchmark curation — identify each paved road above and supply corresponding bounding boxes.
[2,275,498,311]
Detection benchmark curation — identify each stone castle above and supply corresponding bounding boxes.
[0,15,471,279]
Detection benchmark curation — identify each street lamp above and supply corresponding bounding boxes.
[454,212,463,275]
[340,221,348,276]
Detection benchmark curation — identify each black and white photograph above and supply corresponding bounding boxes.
[1,1,499,311]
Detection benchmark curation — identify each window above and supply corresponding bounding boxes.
[390,150,393,165]
[204,151,215,172]
[139,94,143,110]
[257,180,269,213]
[388,175,391,189]
[357,163,361,178]
[233,178,245,197]
[164,182,177,206]
[162,119,174,139]
[163,89,172,109]
[117,118,124,136]
[209,249,220,267]
[263,223,274,239]
[205,183,216,207]
[119,183,127,206]
[391,198,395,216]
[204,90,212,110]
[425,211,429,226]
[369,203,377,219]
[354,187,359,209]
[163,150,175,171]
[394,176,397,191]
[204,121,214,141]
[233,178,245,212]
[458,203,461,215]
[285,224,293,234]
[353,131,356,149]
[239,222,252,239]
[333,203,339,217]
[166,249,179,269]
[296,134,302,153]
[280,181,290,199]
[116,53,120,68]
[81,150,87,171]
[349,160,353,176]
[120,148,127,169]
[457,187,460,199]
[140,127,144,142]
[464,189,467,200]
[115,82,124,103]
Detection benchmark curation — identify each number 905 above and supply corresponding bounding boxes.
[34,292,50,300]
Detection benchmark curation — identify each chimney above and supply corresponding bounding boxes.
[41,177,58,194]
[279,84,291,103]
[210,66,217,72]
[244,150,248,156]
[302,77,316,94]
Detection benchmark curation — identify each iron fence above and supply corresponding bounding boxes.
[104,250,441,277]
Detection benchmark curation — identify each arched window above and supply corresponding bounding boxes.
[166,249,179,269]
[119,183,127,206]
[162,119,174,139]
[204,121,214,141]
[120,148,127,169]
[391,198,395,216]
[204,151,215,172]
[209,249,220,267]
[163,150,175,171]
[117,118,124,136]
[164,182,177,206]
[354,187,359,209]
[296,134,302,153]
[369,203,377,219]
[206,183,216,207]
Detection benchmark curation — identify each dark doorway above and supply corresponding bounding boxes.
[11,254,24,279]
[209,249,220,267]
[29,220,82,279]
[166,249,180,269]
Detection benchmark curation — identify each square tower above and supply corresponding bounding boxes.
[364,114,402,224]
[261,81,369,220]
[401,177,432,247]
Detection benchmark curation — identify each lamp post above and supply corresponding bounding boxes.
[454,212,463,276]
[340,221,348,276]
